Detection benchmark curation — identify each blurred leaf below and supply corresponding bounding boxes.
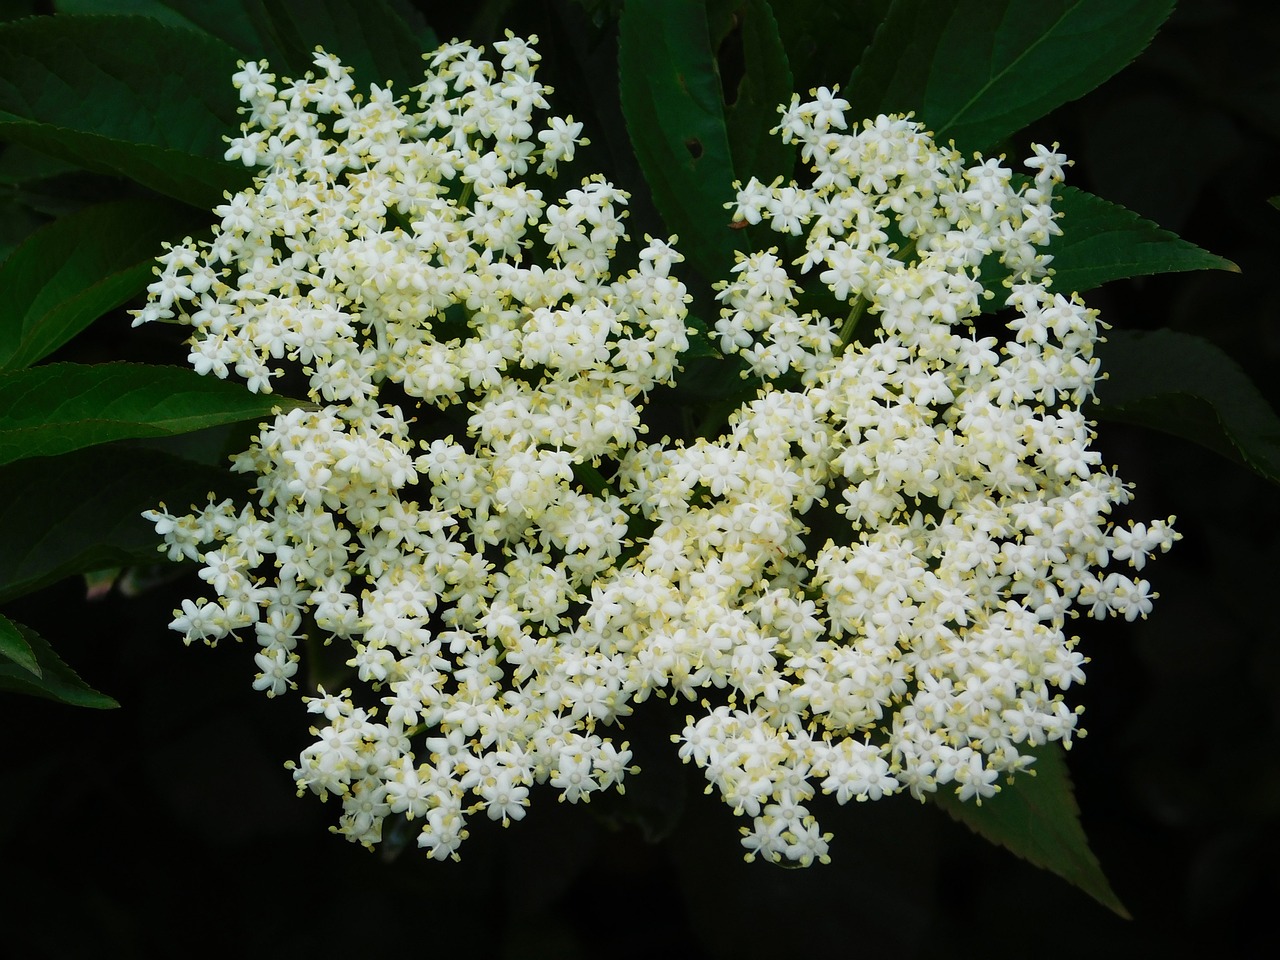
[0,0,40,20]
[0,445,246,602]
[619,0,738,280]
[714,0,794,185]
[770,0,891,98]
[847,0,1176,153]
[461,0,520,47]
[0,15,247,207]
[933,743,1129,918]
[1047,186,1238,295]
[0,198,203,371]
[249,0,437,89]
[0,363,311,465]
[1091,328,1280,485]
[569,0,623,29]
[83,567,122,601]
[1270,195,1280,212]
[0,617,118,707]
[0,609,39,676]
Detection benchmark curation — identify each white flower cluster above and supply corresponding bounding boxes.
[640,94,1179,862]
[138,36,687,859]
[138,38,1176,867]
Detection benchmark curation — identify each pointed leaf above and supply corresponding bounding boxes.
[0,617,118,708]
[1091,328,1280,485]
[0,445,248,602]
[619,0,738,280]
[0,15,248,206]
[932,743,1129,917]
[848,0,1176,153]
[0,610,40,676]
[1048,186,1238,295]
[0,362,311,465]
[0,198,204,371]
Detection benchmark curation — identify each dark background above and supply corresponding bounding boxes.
[2,1,1276,955]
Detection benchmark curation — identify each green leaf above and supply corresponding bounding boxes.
[0,362,311,465]
[848,0,1176,153]
[769,0,891,100]
[712,0,794,185]
[1047,186,1238,295]
[0,445,247,602]
[932,743,1129,917]
[0,15,247,206]
[1091,328,1280,485]
[619,0,739,280]
[0,198,204,371]
[0,142,80,187]
[55,0,438,74]
[249,0,437,91]
[0,617,118,707]
[0,173,117,226]
[0,609,39,676]
[55,0,269,54]
[0,194,47,266]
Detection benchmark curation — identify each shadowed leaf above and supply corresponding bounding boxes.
[848,0,1176,153]
[0,617,118,708]
[0,15,247,206]
[619,0,738,280]
[1048,186,1238,295]
[933,743,1129,917]
[0,362,311,465]
[0,445,248,602]
[0,199,203,371]
[1091,328,1280,485]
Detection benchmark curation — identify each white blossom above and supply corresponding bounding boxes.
[140,43,1176,867]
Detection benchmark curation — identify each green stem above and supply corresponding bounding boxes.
[838,237,920,349]
[838,296,868,348]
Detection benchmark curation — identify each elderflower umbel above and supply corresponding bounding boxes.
[139,44,1177,868]
[138,35,688,858]
[620,95,1178,864]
